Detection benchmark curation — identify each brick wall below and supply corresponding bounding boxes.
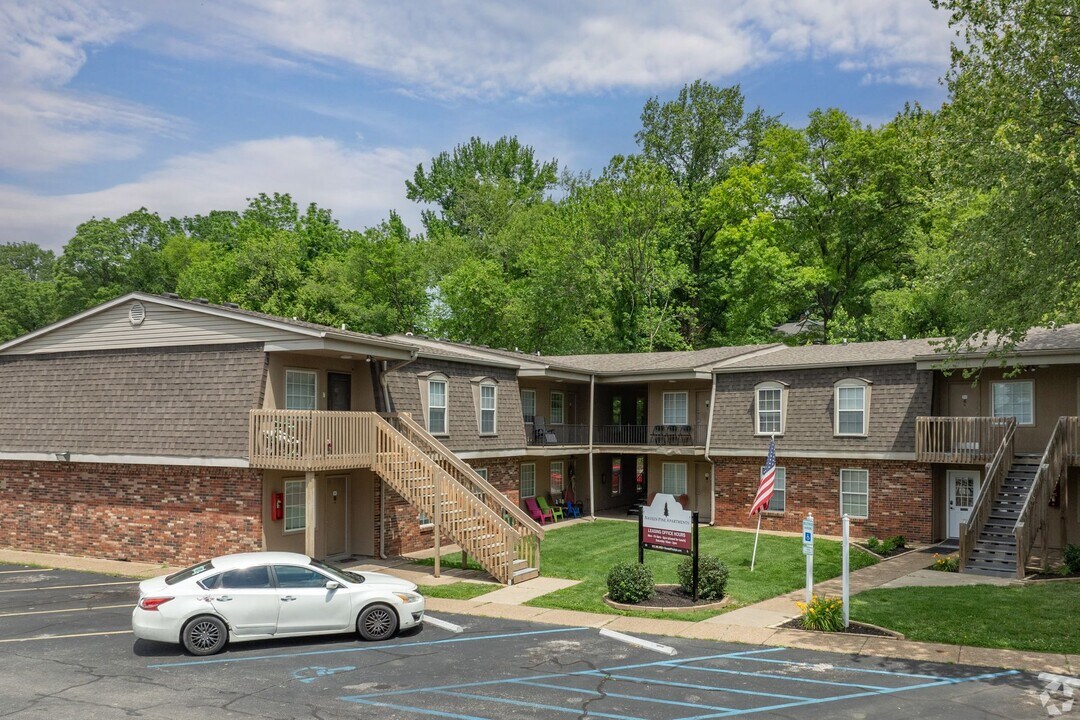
[378,457,520,556]
[0,460,263,565]
[713,455,932,542]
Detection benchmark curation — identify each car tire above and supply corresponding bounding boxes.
[356,603,398,641]
[181,615,228,656]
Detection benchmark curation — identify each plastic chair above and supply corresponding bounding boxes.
[524,497,552,524]
[563,487,584,518]
[537,495,564,522]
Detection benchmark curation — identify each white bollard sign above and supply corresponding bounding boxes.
[803,514,814,604]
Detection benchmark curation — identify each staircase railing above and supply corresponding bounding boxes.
[915,416,1012,463]
[1067,417,1080,466]
[959,418,1016,570]
[371,416,524,584]
[1014,416,1070,579]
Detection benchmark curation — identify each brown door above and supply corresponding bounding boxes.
[948,383,981,417]
[324,476,348,556]
[328,372,352,411]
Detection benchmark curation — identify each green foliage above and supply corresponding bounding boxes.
[1063,545,1080,575]
[932,554,960,572]
[606,562,654,604]
[865,535,906,556]
[797,595,845,632]
[677,555,729,601]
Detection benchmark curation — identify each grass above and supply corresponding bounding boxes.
[852,583,1080,654]
[418,581,499,600]
[415,519,876,620]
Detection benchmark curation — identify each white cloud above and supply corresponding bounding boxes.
[0,137,428,250]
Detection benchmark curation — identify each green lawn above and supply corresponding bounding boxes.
[418,581,499,600]
[852,583,1080,654]
[415,519,876,620]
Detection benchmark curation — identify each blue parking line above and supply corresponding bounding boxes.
[581,672,809,701]
[513,679,737,712]
[733,655,946,680]
[674,663,889,691]
[147,626,588,668]
[672,669,1021,720]
[434,690,645,720]
[343,697,490,720]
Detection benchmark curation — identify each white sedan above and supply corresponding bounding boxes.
[132,552,425,655]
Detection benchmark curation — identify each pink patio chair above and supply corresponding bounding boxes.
[524,496,552,524]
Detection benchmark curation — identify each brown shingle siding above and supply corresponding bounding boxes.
[0,344,266,458]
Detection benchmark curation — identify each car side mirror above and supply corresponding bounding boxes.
[325,580,340,590]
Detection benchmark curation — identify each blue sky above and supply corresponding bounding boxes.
[0,1,955,250]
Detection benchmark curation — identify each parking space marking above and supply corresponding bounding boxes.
[732,655,945,680]
[0,568,54,574]
[0,630,132,644]
[435,690,644,720]
[148,626,589,668]
[0,602,133,618]
[0,580,138,594]
[590,673,809,701]
[515,680,737,712]
[674,663,890,691]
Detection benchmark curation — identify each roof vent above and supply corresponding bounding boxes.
[405,331,414,336]
[223,302,239,309]
[161,292,179,300]
[128,302,146,327]
[193,297,209,304]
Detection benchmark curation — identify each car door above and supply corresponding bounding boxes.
[272,564,354,634]
[207,565,280,636]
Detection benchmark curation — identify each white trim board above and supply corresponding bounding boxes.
[0,452,250,468]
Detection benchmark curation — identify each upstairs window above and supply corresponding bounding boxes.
[755,382,786,435]
[428,377,448,435]
[835,379,870,436]
[521,389,536,423]
[285,369,317,410]
[550,391,565,424]
[480,382,497,434]
[992,381,1034,426]
[662,392,688,425]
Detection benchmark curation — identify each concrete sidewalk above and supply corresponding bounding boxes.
[2,546,1070,676]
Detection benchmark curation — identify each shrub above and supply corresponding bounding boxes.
[931,553,959,572]
[677,556,729,601]
[881,535,906,554]
[865,536,882,554]
[1064,544,1080,575]
[606,562,654,604]
[796,595,845,632]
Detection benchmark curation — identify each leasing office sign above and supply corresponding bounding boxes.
[640,493,694,554]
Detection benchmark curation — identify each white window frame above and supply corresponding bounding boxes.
[283,479,306,533]
[755,382,785,436]
[761,466,786,513]
[520,463,536,499]
[662,391,688,425]
[661,462,688,496]
[992,380,1034,426]
[480,382,497,435]
[835,379,870,437]
[550,461,564,495]
[840,468,869,519]
[284,369,317,411]
[550,391,565,425]
[521,389,536,424]
[427,376,448,435]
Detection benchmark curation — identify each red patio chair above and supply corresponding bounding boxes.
[524,496,552,524]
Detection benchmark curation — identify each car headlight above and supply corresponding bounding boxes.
[393,592,422,604]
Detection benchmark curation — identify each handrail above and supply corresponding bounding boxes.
[915,416,1012,464]
[958,418,1015,569]
[1014,416,1070,579]
[385,412,544,539]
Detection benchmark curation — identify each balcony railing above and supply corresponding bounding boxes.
[595,424,706,447]
[525,423,589,446]
[250,410,374,471]
[915,416,1013,463]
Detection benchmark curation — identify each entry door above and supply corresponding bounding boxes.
[328,372,352,411]
[324,476,348,556]
[947,469,981,538]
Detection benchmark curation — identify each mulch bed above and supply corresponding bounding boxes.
[604,584,731,612]
[779,618,900,638]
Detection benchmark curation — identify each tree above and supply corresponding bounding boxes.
[932,0,1080,347]
[0,243,58,342]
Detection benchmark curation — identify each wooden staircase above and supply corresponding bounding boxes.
[965,453,1039,577]
[372,415,543,585]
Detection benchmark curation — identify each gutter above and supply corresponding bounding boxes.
[588,373,596,519]
[703,371,718,525]
[377,349,419,559]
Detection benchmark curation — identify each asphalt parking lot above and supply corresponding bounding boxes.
[0,563,1058,718]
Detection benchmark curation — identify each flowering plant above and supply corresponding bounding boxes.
[795,595,845,632]
[931,553,959,572]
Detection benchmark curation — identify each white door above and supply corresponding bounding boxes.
[947,469,981,538]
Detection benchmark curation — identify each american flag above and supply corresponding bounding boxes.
[749,437,777,516]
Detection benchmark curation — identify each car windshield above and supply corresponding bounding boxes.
[310,558,365,584]
[165,560,215,585]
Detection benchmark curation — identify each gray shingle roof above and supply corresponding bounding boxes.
[717,338,939,371]
[543,345,771,374]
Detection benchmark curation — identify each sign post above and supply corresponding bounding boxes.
[842,514,850,628]
[639,494,699,599]
[802,513,814,604]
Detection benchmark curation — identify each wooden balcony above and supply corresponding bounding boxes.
[249,410,375,471]
[915,417,1014,464]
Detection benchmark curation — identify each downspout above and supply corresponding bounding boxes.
[703,371,718,525]
[588,373,596,518]
[377,349,419,559]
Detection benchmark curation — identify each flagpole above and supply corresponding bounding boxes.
[750,511,762,572]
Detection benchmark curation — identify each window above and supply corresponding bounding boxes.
[428,378,448,434]
[550,391,565,424]
[220,566,272,589]
[480,383,497,434]
[835,381,869,436]
[284,479,306,532]
[521,390,536,423]
[755,383,784,435]
[840,469,869,518]
[418,511,432,526]
[520,463,536,499]
[992,381,1034,425]
[285,369,317,410]
[662,392,688,425]
[475,467,488,481]
[662,462,688,496]
[611,457,622,496]
[761,466,786,512]
[550,461,564,495]
[274,565,330,588]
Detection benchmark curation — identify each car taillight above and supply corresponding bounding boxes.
[139,596,173,611]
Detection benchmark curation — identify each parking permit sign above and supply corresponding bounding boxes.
[802,516,814,556]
